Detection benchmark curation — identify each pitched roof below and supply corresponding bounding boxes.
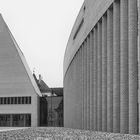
[0,14,42,96]
[51,88,63,96]
[39,80,51,93]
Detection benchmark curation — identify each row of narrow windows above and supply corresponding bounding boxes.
[0,114,31,127]
[0,96,31,105]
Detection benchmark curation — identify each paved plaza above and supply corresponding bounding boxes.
[0,127,140,140]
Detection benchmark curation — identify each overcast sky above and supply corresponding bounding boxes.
[0,0,84,87]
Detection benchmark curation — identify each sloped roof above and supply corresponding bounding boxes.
[33,73,50,93]
[39,80,51,93]
[51,88,63,96]
[0,14,42,96]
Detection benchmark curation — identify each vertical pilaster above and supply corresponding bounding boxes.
[138,0,140,134]
[80,47,83,129]
[72,53,76,128]
[113,1,120,133]
[120,0,129,134]
[97,21,102,131]
[77,51,81,128]
[10,114,13,126]
[89,31,94,130]
[73,54,77,128]
[128,0,138,134]
[84,40,87,129]
[81,44,84,129]
[93,27,97,131]
[107,8,113,132]
[87,36,90,130]
[102,15,107,132]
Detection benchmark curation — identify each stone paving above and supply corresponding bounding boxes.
[0,127,140,140]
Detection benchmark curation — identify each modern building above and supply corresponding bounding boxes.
[0,13,63,127]
[0,14,42,127]
[64,0,140,134]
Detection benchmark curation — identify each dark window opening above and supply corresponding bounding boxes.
[15,97,17,104]
[0,97,31,105]
[84,6,86,12]
[73,18,84,40]
[4,98,6,104]
[0,114,31,127]
[22,97,24,104]
[11,97,14,104]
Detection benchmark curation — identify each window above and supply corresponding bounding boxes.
[73,18,84,40]
[0,96,31,105]
[11,97,14,104]
[29,97,31,104]
[4,98,6,104]
[25,97,28,104]
[24,97,26,104]
[7,97,10,104]
[83,6,86,13]
[0,98,2,104]
[15,97,17,104]
[18,97,20,104]
[22,97,24,104]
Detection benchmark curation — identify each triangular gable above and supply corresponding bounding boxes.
[0,14,42,96]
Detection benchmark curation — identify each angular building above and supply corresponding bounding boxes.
[64,0,140,134]
[0,14,42,127]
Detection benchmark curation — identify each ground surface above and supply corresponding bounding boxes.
[0,127,140,140]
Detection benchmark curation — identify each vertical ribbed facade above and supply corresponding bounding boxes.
[93,27,97,131]
[83,41,87,129]
[102,15,107,132]
[120,0,129,134]
[128,0,138,134]
[89,31,94,130]
[113,0,120,133]
[87,36,90,130]
[107,8,113,132]
[138,0,140,135]
[97,21,102,131]
[79,47,82,128]
[64,0,139,135]
[81,44,84,129]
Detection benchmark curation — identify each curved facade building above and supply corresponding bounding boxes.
[64,0,140,134]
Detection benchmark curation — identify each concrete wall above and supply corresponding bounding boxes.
[64,0,139,134]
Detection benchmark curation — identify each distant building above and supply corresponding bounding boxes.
[33,74,63,127]
[46,95,63,127]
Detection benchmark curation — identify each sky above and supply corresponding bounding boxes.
[0,0,84,87]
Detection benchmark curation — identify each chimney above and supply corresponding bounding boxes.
[39,74,42,83]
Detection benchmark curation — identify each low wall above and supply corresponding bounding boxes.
[0,127,140,140]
